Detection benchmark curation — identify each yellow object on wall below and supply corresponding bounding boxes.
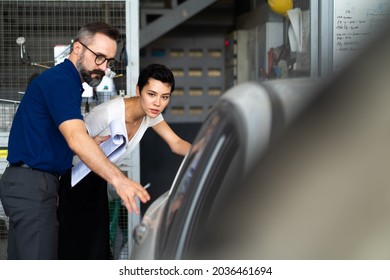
[267,0,293,17]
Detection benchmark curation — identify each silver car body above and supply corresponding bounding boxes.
[194,26,390,259]
[131,77,320,259]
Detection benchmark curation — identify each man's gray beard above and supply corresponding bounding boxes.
[84,73,103,88]
[77,59,105,88]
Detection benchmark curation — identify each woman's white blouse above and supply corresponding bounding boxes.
[77,96,163,164]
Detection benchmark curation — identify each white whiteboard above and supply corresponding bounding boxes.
[333,0,390,71]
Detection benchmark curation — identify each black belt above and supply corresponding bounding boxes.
[10,163,61,179]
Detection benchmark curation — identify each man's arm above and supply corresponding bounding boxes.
[59,119,150,213]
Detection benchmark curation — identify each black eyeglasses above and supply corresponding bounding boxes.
[78,41,117,68]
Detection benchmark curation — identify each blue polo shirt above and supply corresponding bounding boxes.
[8,59,84,175]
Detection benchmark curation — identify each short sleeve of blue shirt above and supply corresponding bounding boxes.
[41,62,83,126]
[7,59,84,174]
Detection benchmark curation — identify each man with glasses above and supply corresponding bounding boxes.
[0,22,150,260]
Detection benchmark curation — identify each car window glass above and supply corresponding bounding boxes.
[157,101,243,258]
[166,112,221,224]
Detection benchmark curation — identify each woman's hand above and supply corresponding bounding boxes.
[93,135,110,145]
